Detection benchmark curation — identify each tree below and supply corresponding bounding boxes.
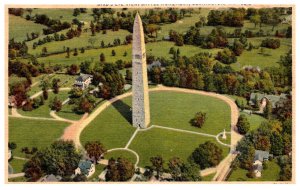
[236,114,250,134]
[125,69,132,81]
[190,141,223,169]
[232,39,244,56]
[270,132,284,156]
[236,139,255,170]
[264,100,273,119]
[74,97,94,113]
[66,47,70,58]
[8,142,17,150]
[190,112,207,128]
[69,87,83,98]
[250,14,261,28]
[84,141,106,163]
[111,49,116,56]
[168,157,201,181]
[49,96,62,112]
[175,34,184,46]
[67,64,79,75]
[43,90,48,100]
[24,140,81,181]
[105,158,135,181]
[150,155,164,179]
[52,78,60,94]
[215,48,237,64]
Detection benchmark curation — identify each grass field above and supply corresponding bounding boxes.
[129,127,229,167]
[242,113,267,131]
[9,158,27,173]
[227,160,280,181]
[9,15,46,42]
[104,150,137,164]
[27,29,131,56]
[81,90,231,167]
[149,91,231,135]
[202,172,216,181]
[18,90,70,118]
[9,117,69,157]
[37,41,221,66]
[8,176,27,182]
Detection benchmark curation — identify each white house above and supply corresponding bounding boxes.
[253,150,272,178]
[74,73,93,90]
[75,160,95,178]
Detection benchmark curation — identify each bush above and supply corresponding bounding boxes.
[236,114,250,134]
[261,38,280,49]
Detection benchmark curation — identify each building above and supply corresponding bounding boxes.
[74,160,95,177]
[74,73,93,90]
[147,60,162,71]
[132,13,150,129]
[249,92,288,111]
[40,174,62,182]
[253,150,272,178]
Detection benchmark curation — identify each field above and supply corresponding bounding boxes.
[37,41,221,66]
[129,127,229,167]
[9,15,46,42]
[56,103,84,121]
[227,160,280,181]
[243,113,267,131]
[9,117,69,157]
[81,90,231,167]
[18,90,70,118]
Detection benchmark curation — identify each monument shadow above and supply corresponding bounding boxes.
[111,100,132,124]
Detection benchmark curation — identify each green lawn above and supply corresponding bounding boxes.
[242,112,267,131]
[9,158,27,173]
[88,164,106,182]
[80,99,136,149]
[227,160,280,181]
[9,117,69,157]
[129,127,229,168]
[231,38,291,70]
[27,29,131,56]
[219,134,231,145]
[8,176,27,182]
[9,15,46,42]
[37,41,220,66]
[149,91,231,135]
[202,172,216,181]
[18,90,70,118]
[104,149,137,164]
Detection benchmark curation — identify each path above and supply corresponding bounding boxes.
[153,125,216,138]
[60,113,89,145]
[8,173,25,179]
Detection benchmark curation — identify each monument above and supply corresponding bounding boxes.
[132,13,150,129]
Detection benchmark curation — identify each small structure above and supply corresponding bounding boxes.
[222,129,227,139]
[40,174,62,182]
[74,73,93,90]
[253,150,272,178]
[249,93,288,111]
[147,60,162,71]
[75,160,95,178]
[8,96,16,108]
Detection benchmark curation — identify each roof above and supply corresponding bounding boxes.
[254,164,263,172]
[254,150,270,162]
[41,174,62,182]
[78,160,93,175]
[147,60,162,70]
[249,93,287,108]
[76,74,92,82]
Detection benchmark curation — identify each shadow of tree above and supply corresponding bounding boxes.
[111,100,132,124]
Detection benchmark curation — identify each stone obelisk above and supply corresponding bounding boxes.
[132,13,150,129]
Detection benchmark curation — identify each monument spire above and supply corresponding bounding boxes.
[132,13,150,129]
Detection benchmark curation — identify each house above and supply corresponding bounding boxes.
[40,174,62,182]
[75,160,95,178]
[249,92,288,111]
[147,60,162,71]
[253,150,272,178]
[74,73,93,90]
